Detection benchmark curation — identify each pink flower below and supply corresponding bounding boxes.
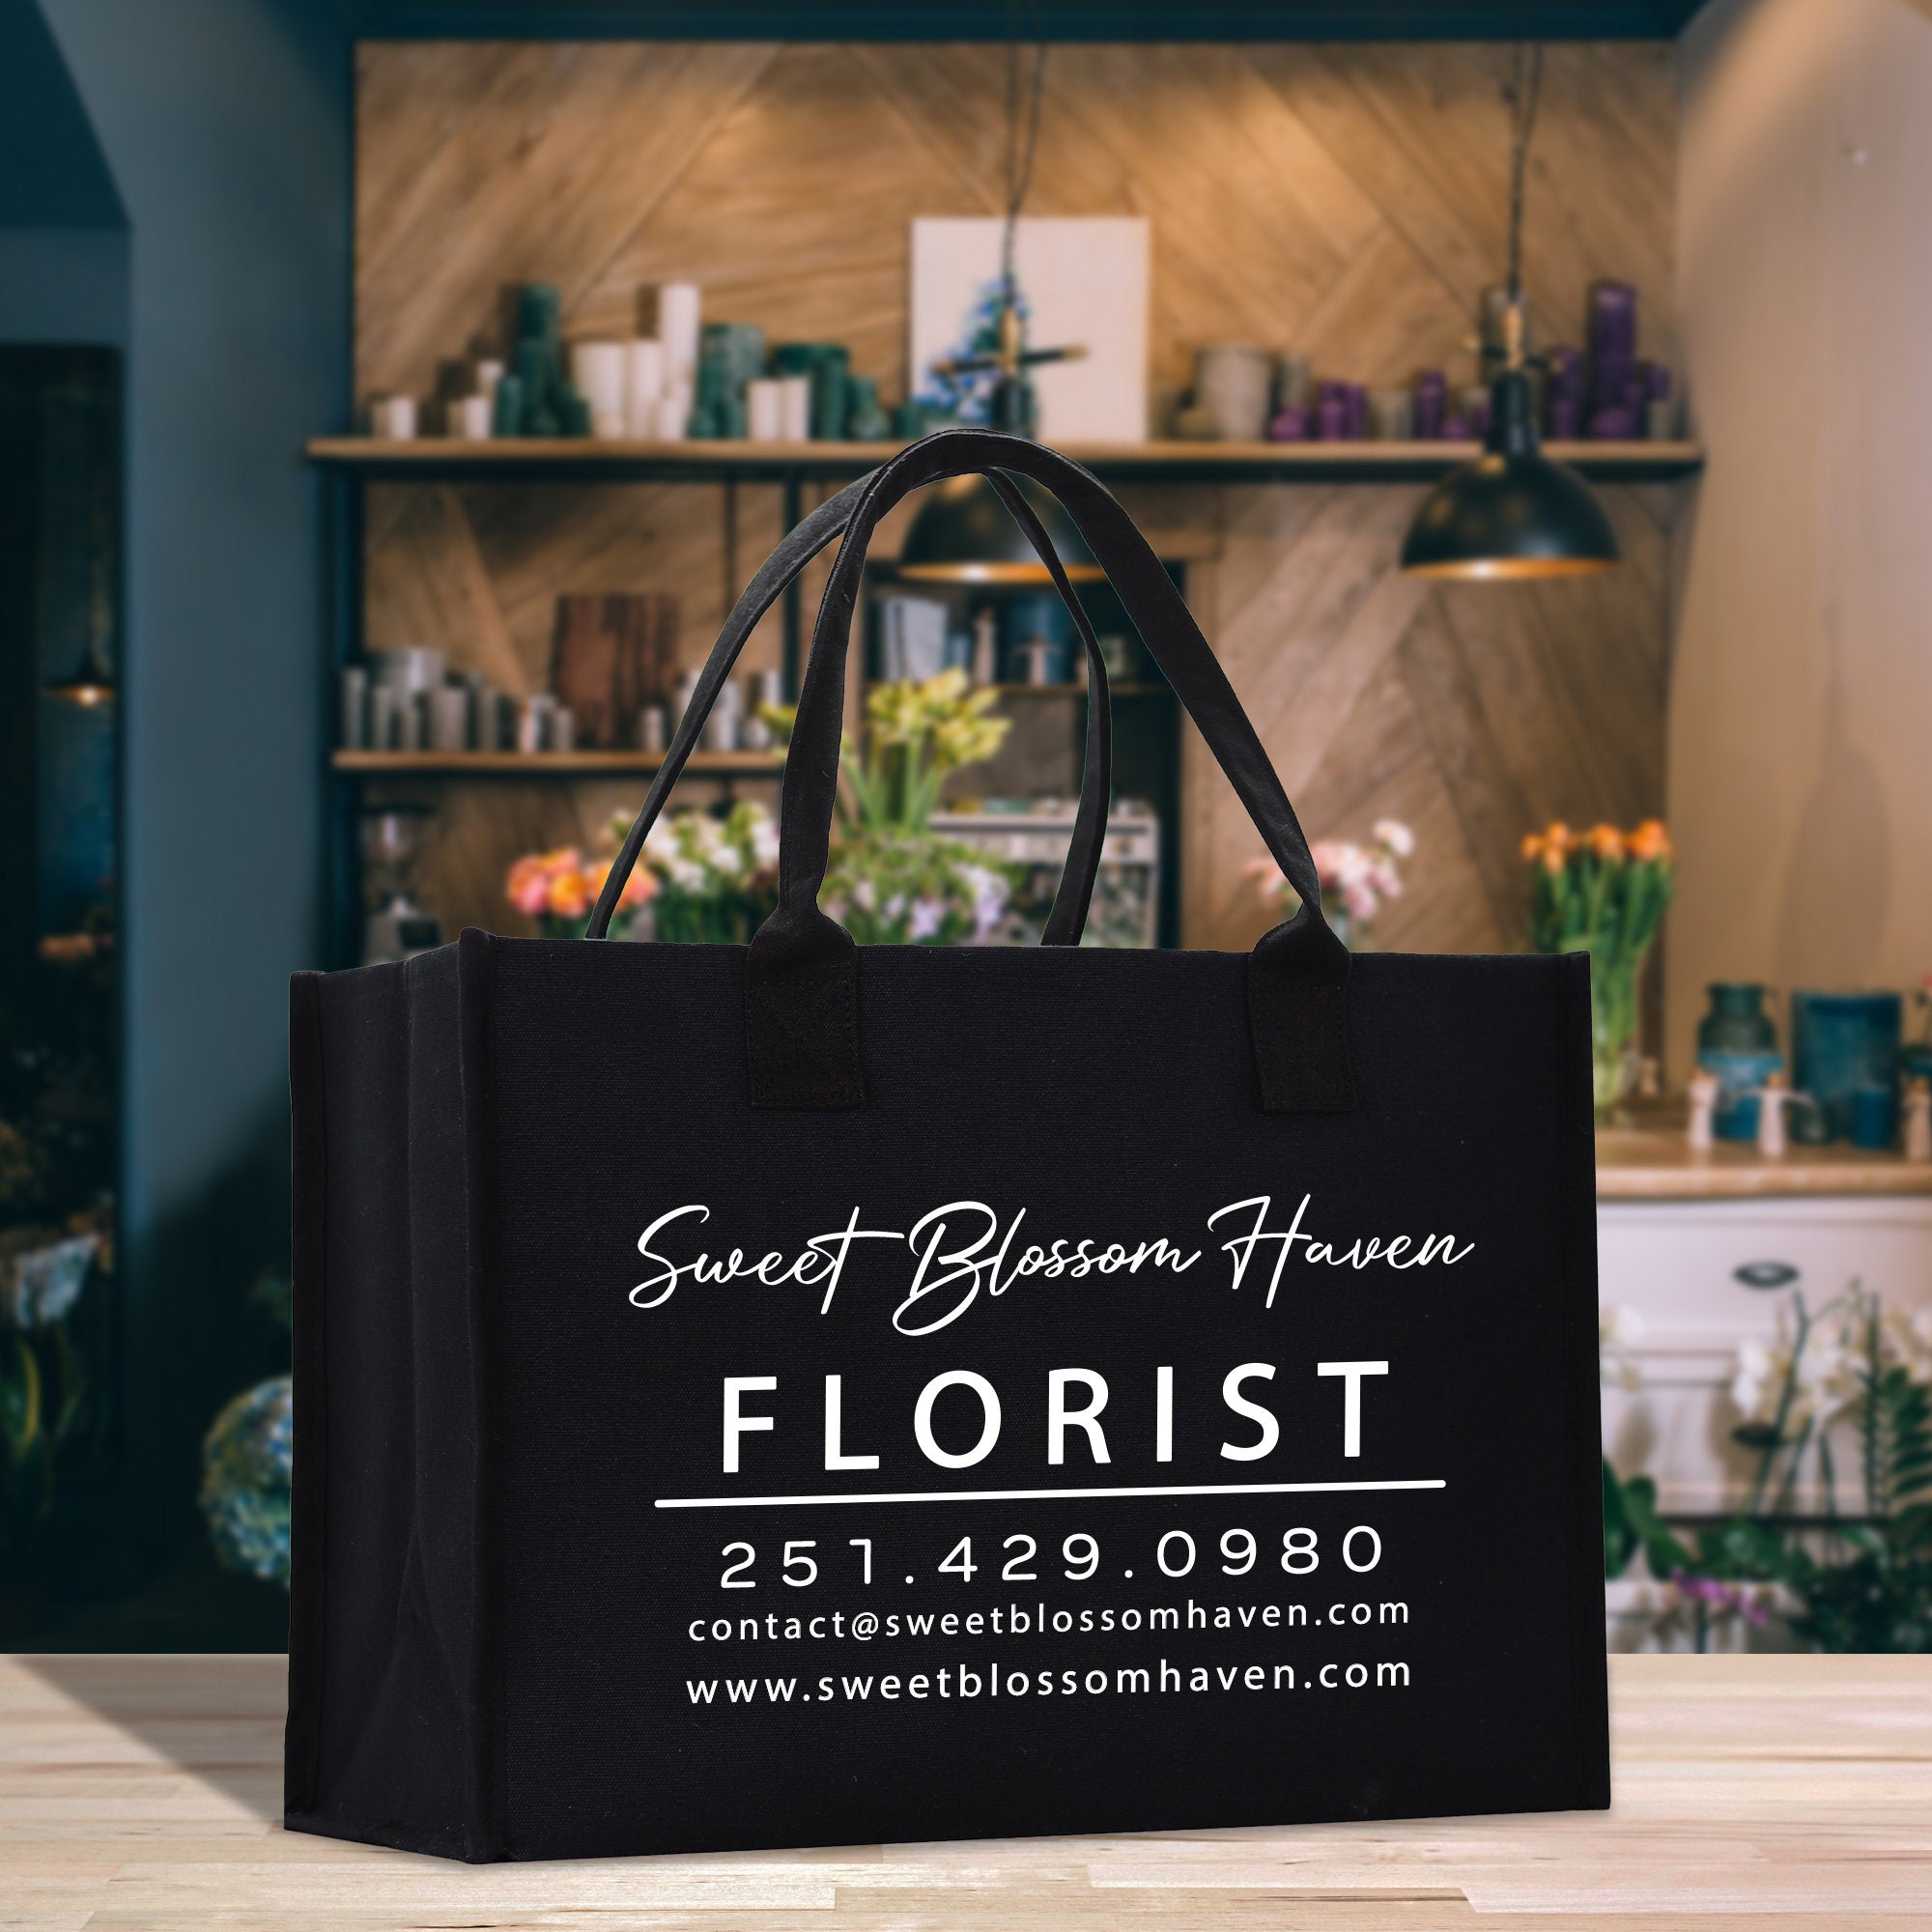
[1244,856,1287,898]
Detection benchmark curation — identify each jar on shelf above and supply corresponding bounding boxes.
[1694,982,1781,1141]
[1792,991,1903,1145]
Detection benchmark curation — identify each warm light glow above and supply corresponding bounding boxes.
[1402,554,1619,581]
[43,681,116,705]
[896,559,1107,584]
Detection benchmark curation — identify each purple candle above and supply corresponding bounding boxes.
[1589,281,1639,412]
[1413,368,1447,439]
[1316,395,1349,440]
[1590,282,1637,354]
[1347,384,1368,439]
[1645,362,1672,401]
[1440,413,1470,440]
[1547,396,1580,440]
[1587,405,1634,440]
[1267,402,1311,441]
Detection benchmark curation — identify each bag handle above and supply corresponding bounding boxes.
[586,470,1113,947]
[746,428,1354,1116]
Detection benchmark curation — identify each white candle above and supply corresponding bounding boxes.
[779,373,811,442]
[448,393,493,440]
[657,389,692,440]
[570,341,628,439]
[747,378,784,442]
[624,339,664,437]
[371,394,417,440]
[656,283,701,398]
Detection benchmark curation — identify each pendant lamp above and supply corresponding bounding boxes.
[43,631,116,705]
[896,17,1099,587]
[897,472,1103,585]
[1401,47,1618,582]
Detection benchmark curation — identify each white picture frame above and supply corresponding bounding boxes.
[909,216,1151,444]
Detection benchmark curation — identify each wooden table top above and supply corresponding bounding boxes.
[3,1654,1929,1928]
[1595,1124,1932,1201]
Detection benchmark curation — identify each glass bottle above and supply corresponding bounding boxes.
[1695,983,1781,1141]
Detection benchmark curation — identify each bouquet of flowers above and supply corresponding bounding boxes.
[838,670,1009,837]
[1245,819,1413,951]
[1521,819,1673,1119]
[628,799,781,944]
[823,830,1011,947]
[760,671,1017,946]
[505,846,653,939]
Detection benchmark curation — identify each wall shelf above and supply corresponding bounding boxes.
[311,426,1699,964]
[305,435,1706,486]
[332,749,784,778]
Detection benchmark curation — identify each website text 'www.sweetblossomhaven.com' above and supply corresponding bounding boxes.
[687,1657,1410,1706]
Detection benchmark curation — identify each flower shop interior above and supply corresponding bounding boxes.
[2,0,1929,1657]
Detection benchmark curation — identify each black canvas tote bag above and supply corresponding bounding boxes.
[286,429,1608,1864]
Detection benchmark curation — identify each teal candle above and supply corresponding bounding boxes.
[491,373,525,437]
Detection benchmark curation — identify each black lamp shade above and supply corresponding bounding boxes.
[1401,373,1619,581]
[897,472,1105,584]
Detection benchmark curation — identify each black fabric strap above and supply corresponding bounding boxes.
[586,471,1112,947]
[746,428,1354,1116]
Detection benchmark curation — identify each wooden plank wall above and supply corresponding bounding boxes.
[355,41,1678,952]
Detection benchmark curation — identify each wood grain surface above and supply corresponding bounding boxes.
[3,1655,1928,1927]
[353,42,1680,952]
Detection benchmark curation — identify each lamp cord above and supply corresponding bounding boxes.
[1001,1,1048,299]
[1505,43,1544,302]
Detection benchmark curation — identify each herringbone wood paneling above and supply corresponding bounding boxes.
[355,42,1677,952]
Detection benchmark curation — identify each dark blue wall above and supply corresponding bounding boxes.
[0,1,128,347]
[19,0,350,1585]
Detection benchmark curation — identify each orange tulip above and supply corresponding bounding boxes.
[1627,819,1672,864]
[1587,823,1625,862]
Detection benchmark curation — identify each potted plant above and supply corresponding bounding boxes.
[1622,1284,1932,1652]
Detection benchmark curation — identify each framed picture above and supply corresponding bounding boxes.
[909,216,1151,444]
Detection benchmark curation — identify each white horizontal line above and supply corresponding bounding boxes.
[655,1479,1446,1510]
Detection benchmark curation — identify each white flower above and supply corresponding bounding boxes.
[1599,1303,1645,1389]
[0,1234,99,1329]
[908,896,944,942]
[962,865,1008,938]
[1885,1305,1932,1380]
[1730,1338,1781,1422]
[1374,818,1415,858]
